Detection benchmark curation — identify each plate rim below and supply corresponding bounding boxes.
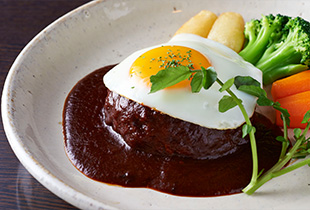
[2,0,310,209]
[1,0,116,209]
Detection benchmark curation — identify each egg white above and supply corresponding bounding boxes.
[103,34,262,129]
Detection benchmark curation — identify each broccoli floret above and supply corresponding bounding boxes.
[256,16,310,84]
[239,15,310,85]
[239,14,290,65]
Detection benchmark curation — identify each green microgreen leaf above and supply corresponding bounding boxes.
[294,128,302,139]
[301,110,310,124]
[150,66,192,93]
[234,76,272,108]
[234,76,260,88]
[272,102,290,127]
[242,124,256,138]
[218,95,241,113]
[202,66,217,90]
[219,78,234,92]
[281,114,291,128]
[276,136,286,143]
[238,85,267,98]
[190,71,203,93]
[275,106,290,119]
[257,95,274,106]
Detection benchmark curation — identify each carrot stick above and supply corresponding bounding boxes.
[271,70,310,101]
[276,91,310,128]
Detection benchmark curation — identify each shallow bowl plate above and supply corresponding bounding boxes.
[2,0,310,209]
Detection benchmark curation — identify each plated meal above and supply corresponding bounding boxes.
[4,1,310,209]
[63,9,310,197]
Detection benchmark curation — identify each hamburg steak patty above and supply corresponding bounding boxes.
[104,89,282,159]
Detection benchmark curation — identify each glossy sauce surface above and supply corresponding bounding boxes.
[63,65,283,197]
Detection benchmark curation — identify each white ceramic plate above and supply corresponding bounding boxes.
[2,0,310,209]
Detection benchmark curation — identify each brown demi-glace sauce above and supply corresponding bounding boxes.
[63,65,283,197]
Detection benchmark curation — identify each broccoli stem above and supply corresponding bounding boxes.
[262,64,308,85]
[239,26,276,64]
[256,44,302,71]
[239,15,288,65]
[255,42,308,84]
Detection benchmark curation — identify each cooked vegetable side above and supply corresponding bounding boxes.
[174,10,218,38]
[271,70,310,128]
[207,12,245,53]
[149,11,310,195]
[271,70,310,100]
[239,14,310,85]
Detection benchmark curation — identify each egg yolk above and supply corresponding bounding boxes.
[130,45,211,89]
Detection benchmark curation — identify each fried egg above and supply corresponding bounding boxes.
[103,34,262,129]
